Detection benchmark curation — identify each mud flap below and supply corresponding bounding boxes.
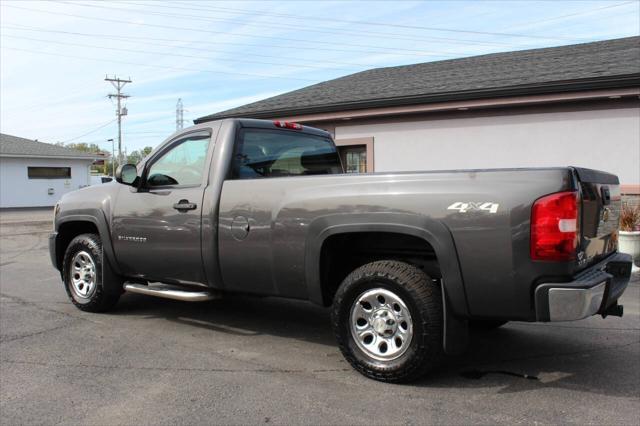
[102,253,125,294]
[442,287,468,355]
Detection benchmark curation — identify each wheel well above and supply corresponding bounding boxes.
[55,221,99,270]
[319,232,441,306]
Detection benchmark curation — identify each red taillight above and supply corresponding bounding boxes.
[530,191,580,261]
[273,120,302,130]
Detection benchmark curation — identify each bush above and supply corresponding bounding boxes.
[620,203,640,232]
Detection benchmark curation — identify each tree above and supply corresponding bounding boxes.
[103,157,116,176]
[59,142,111,175]
[127,146,153,165]
[57,142,153,175]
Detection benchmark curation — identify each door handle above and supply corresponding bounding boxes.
[173,199,197,211]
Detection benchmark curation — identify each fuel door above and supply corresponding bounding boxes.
[231,216,250,241]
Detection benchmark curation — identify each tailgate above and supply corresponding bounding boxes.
[574,167,621,268]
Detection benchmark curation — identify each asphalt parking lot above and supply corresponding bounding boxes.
[1,211,639,425]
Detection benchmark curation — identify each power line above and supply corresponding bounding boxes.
[1,46,319,82]
[68,132,172,143]
[3,4,482,55]
[121,114,177,127]
[504,1,636,28]
[1,80,104,116]
[63,0,520,48]
[163,0,638,43]
[59,119,116,143]
[2,23,463,59]
[125,131,171,135]
[1,34,361,72]
[157,0,590,41]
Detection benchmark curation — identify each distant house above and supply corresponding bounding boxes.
[197,36,640,194]
[0,133,98,208]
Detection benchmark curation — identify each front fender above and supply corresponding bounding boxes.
[54,184,121,275]
[56,212,120,275]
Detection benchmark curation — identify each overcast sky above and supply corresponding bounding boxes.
[1,0,639,153]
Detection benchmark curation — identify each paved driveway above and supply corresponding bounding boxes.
[1,218,639,424]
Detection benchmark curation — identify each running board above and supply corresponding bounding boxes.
[124,283,220,302]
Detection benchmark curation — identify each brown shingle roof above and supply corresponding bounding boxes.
[0,133,97,159]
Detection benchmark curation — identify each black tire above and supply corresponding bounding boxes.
[469,320,508,330]
[62,233,122,312]
[331,260,443,383]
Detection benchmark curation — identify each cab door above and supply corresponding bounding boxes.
[218,126,342,297]
[112,130,213,286]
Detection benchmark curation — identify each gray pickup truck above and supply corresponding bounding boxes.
[49,118,632,382]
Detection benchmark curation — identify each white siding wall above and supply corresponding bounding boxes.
[0,157,92,208]
[335,107,640,185]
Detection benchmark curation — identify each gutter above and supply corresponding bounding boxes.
[0,154,99,160]
[194,74,640,123]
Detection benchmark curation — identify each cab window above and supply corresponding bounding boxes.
[147,135,210,187]
[232,129,342,179]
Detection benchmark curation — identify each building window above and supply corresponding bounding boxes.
[27,167,71,179]
[339,145,367,173]
[334,137,374,173]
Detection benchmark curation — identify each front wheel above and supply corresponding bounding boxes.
[331,260,443,383]
[62,233,122,312]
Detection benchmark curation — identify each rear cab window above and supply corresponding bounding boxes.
[232,128,343,179]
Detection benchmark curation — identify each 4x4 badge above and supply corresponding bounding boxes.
[447,202,499,214]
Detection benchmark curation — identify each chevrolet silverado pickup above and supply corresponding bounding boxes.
[49,118,633,382]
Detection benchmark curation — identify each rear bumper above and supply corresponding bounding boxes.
[535,252,632,321]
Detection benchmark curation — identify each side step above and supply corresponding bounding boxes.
[124,283,220,302]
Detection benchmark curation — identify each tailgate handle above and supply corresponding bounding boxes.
[601,187,611,205]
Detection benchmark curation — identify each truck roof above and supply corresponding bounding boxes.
[208,117,333,139]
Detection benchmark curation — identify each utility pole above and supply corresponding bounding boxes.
[176,98,185,130]
[108,138,115,176]
[105,75,131,164]
[100,145,107,176]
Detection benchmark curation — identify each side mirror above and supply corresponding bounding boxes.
[115,164,139,186]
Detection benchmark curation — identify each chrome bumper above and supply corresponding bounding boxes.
[546,282,606,321]
[535,252,632,322]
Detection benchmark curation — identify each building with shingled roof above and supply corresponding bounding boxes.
[197,36,640,193]
[0,133,99,208]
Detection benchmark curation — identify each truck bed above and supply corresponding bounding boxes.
[217,166,618,320]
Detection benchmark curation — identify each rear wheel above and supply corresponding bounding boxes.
[331,260,443,383]
[62,233,122,312]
